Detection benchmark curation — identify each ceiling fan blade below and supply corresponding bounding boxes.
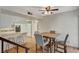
[51,9,59,11]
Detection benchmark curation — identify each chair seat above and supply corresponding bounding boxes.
[56,41,65,45]
[37,39,49,46]
[43,40,49,46]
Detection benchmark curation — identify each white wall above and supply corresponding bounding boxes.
[0,14,27,27]
[39,10,79,48]
[78,16,79,48]
[32,20,38,35]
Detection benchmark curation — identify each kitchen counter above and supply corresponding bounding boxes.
[0,32,27,38]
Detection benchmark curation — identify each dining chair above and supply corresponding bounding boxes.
[54,34,69,53]
[34,31,49,53]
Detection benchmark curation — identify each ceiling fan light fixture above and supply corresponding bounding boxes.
[40,6,58,15]
[43,11,54,15]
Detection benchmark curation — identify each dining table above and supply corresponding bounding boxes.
[41,32,60,53]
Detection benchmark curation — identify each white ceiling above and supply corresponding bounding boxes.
[0,6,79,18]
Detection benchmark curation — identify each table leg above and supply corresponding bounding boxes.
[49,38,52,53]
[53,39,55,53]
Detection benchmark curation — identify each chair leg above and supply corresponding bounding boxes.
[40,46,43,53]
[64,46,67,53]
[54,43,58,53]
[42,47,43,53]
[54,40,56,53]
[54,44,55,53]
[36,44,37,53]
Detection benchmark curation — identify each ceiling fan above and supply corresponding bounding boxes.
[39,6,59,14]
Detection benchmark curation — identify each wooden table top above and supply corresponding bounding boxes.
[41,32,60,39]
